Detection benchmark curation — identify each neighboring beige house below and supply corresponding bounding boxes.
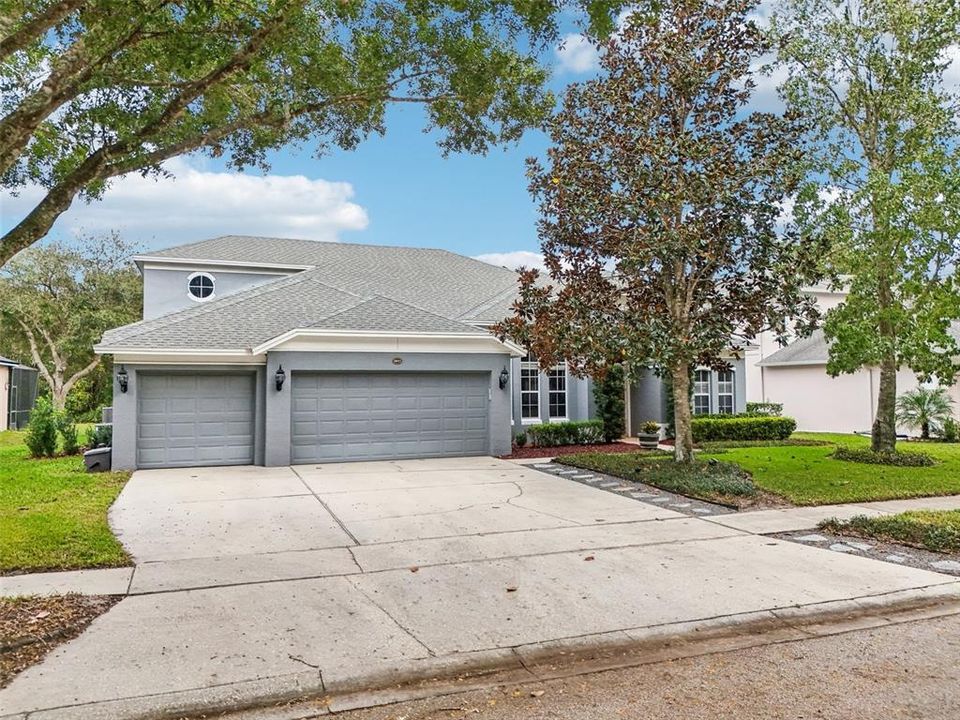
[0,362,8,432]
[745,286,959,434]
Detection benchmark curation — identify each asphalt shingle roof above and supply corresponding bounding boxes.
[758,330,830,367]
[100,237,515,352]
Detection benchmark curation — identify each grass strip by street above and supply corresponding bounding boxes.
[559,452,763,508]
[820,510,960,554]
[0,430,131,574]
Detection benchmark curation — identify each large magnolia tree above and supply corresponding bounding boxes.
[497,0,824,462]
[772,0,960,453]
[0,233,141,409]
[0,0,623,266]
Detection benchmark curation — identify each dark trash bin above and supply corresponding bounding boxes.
[84,446,112,473]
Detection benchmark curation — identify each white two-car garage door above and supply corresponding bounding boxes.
[137,373,256,468]
[290,372,489,463]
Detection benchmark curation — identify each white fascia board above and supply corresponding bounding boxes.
[134,255,314,272]
[253,329,525,357]
[757,359,828,368]
[95,346,252,357]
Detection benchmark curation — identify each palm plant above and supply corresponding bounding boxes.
[895,388,955,440]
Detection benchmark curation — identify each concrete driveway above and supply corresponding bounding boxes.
[3,458,959,720]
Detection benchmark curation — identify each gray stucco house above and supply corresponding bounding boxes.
[96,236,746,470]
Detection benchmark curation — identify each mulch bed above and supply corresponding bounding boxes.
[500,442,647,459]
[1,594,121,688]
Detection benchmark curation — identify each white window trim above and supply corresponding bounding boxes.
[520,355,541,423]
[717,368,735,414]
[186,271,217,303]
[693,369,711,415]
[547,363,568,421]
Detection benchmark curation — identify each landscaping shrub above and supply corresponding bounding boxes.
[87,424,113,449]
[513,431,527,448]
[24,397,58,458]
[820,510,960,553]
[527,420,605,447]
[745,402,783,416]
[593,365,626,442]
[941,418,958,443]
[832,445,935,467]
[561,452,757,505]
[691,415,796,442]
[57,413,80,455]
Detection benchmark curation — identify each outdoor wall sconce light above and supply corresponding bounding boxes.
[117,365,129,393]
[275,365,286,392]
[498,366,509,390]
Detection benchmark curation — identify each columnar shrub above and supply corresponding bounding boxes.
[57,413,80,455]
[593,365,626,442]
[24,397,58,458]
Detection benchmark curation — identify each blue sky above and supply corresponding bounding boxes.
[2,28,602,269]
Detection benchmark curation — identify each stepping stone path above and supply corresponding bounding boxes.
[571,474,596,480]
[829,543,858,553]
[630,492,656,499]
[692,508,713,515]
[885,554,907,564]
[557,470,579,475]
[599,481,620,488]
[845,540,874,551]
[647,497,670,503]
[795,534,829,543]
[930,560,960,573]
[534,464,555,469]
[670,503,692,509]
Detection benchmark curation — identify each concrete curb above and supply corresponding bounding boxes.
[11,581,960,720]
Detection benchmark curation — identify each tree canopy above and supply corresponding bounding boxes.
[497,0,824,461]
[772,0,960,452]
[0,232,142,410]
[0,0,624,265]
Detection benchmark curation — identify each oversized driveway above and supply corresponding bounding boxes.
[3,458,959,719]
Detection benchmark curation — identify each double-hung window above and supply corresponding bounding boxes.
[547,364,568,419]
[693,370,711,415]
[520,354,540,421]
[717,369,735,414]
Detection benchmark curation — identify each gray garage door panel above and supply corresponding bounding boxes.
[137,373,256,468]
[291,372,489,463]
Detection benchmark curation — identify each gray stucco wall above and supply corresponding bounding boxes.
[627,358,748,433]
[142,267,287,319]
[111,365,266,470]
[264,351,512,466]
[508,357,594,434]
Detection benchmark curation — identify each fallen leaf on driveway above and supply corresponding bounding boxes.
[409,566,419,573]
[584,555,595,561]
[506,586,518,592]
[530,689,546,697]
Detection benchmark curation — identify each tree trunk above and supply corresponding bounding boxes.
[921,420,930,440]
[50,385,68,412]
[872,354,897,452]
[672,361,695,463]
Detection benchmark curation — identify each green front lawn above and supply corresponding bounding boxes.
[0,431,131,574]
[820,510,960,554]
[701,432,960,506]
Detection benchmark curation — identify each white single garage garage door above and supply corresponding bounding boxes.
[137,373,256,468]
[291,372,489,463]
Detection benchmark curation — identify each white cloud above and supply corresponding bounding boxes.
[473,250,546,271]
[555,32,600,74]
[1,157,369,248]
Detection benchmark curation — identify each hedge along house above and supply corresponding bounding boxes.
[0,356,38,431]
